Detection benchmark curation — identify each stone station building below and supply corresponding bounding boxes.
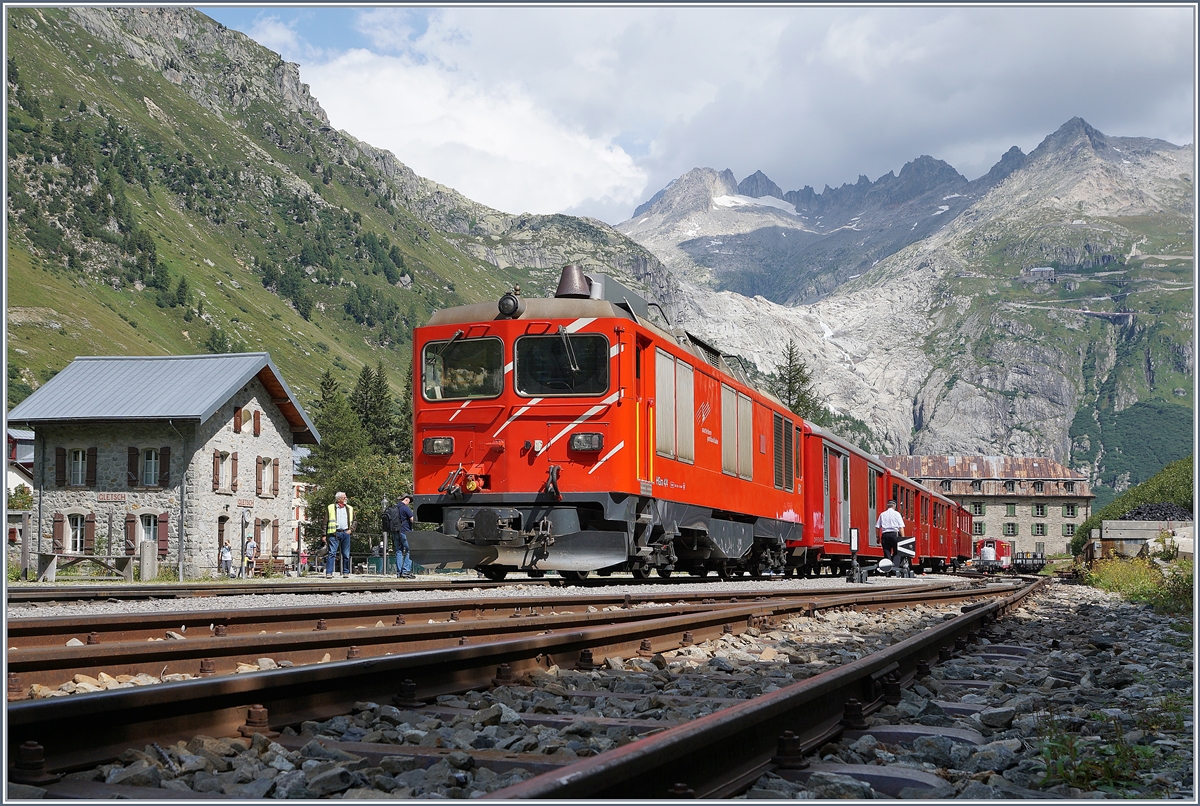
[7,353,319,578]
[879,455,1093,555]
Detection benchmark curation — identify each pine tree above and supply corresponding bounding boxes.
[397,365,414,460]
[349,363,374,430]
[367,360,400,455]
[304,384,369,479]
[316,369,338,415]
[767,339,825,421]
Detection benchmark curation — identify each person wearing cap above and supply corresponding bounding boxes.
[875,499,905,574]
[385,494,416,579]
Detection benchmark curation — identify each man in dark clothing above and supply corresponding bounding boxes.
[385,494,416,578]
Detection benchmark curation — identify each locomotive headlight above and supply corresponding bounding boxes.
[497,292,526,319]
[423,437,454,455]
[569,432,604,452]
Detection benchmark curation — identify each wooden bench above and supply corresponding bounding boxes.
[248,557,289,577]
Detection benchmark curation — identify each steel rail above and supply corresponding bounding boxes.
[6,570,813,603]
[7,583,1010,692]
[490,577,1048,799]
[5,580,966,646]
[5,582,1028,776]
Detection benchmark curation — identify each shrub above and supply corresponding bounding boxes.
[1071,455,1193,555]
[1085,557,1193,613]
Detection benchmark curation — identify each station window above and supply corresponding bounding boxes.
[972,522,985,536]
[1063,482,1075,493]
[141,513,159,545]
[70,449,87,486]
[1063,504,1077,518]
[971,502,985,516]
[68,513,86,553]
[1006,503,1016,517]
[971,480,982,492]
[141,448,160,487]
[1062,524,1076,537]
[1004,480,1016,492]
[1032,523,1047,537]
[1035,542,1045,554]
[1003,522,1017,536]
[1033,503,1047,517]
[940,479,951,491]
[1033,481,1045,493]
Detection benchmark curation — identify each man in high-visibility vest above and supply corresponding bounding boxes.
[326,491,355,578]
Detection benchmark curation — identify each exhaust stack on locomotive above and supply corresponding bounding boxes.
[409,265,973,581]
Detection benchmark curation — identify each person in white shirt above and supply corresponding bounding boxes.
[875,500,905,568]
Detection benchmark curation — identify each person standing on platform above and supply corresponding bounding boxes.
[326,491,355,578]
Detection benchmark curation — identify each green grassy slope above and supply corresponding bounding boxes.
[4,7,534,409]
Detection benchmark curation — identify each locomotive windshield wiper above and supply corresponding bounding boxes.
[436,329,465,357]
[557,326,580,373]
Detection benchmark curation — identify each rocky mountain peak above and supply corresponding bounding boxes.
[629,167,739,222]
[737,170,784,200]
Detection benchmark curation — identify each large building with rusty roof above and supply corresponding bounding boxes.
[879,456,1093,555]
[7,353,319,578]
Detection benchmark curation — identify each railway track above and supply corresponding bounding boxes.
[6,578,1041,797]
[5,569,868,604]
[7,581,990,695]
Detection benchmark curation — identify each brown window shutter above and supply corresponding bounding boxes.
[233,406,242,433]
[212,450,221,491]
[86,447,98,487]
[272,460,280,497]
[157,512,170,558]
[127,447,140,485]
[52,513,64,552]
[256,456,263,495]
[158,446,171,487]
[271,519,280,555]
[231,452,239,491]
[55,447,67,487]
[124,512,137,555]
[253,410,261,436]
[84,513,96,554]
[253,518,262,546]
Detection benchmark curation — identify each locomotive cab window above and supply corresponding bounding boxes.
[515,333,609,397]
[422,336,503,401]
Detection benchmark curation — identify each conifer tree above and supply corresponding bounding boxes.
[397,366,414,461]
[367,360,400,455]
[767,339,825,421]
[349,363,374,428]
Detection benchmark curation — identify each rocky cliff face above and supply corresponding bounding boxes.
[624,119,1193,496]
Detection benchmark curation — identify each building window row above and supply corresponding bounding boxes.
[54,446,170,489]
[950,479,1077,494]
[974,501,1080,518]
[52,509,167,555]
[212,451,279,497]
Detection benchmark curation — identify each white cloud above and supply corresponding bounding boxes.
[280,6,1192,223]
[304,50,646,216]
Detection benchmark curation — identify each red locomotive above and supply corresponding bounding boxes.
[410,265,973,580]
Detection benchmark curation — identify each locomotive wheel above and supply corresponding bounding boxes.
[479,567,508,582]
[655,568,673,579]
[718,567,734,581]
[631,567,651,580]
[559,570,589,581]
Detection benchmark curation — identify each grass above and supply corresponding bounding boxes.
[1036,712,1162,795]
[1085,556,1194,613]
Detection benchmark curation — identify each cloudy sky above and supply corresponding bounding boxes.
[198,5,1196,224]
